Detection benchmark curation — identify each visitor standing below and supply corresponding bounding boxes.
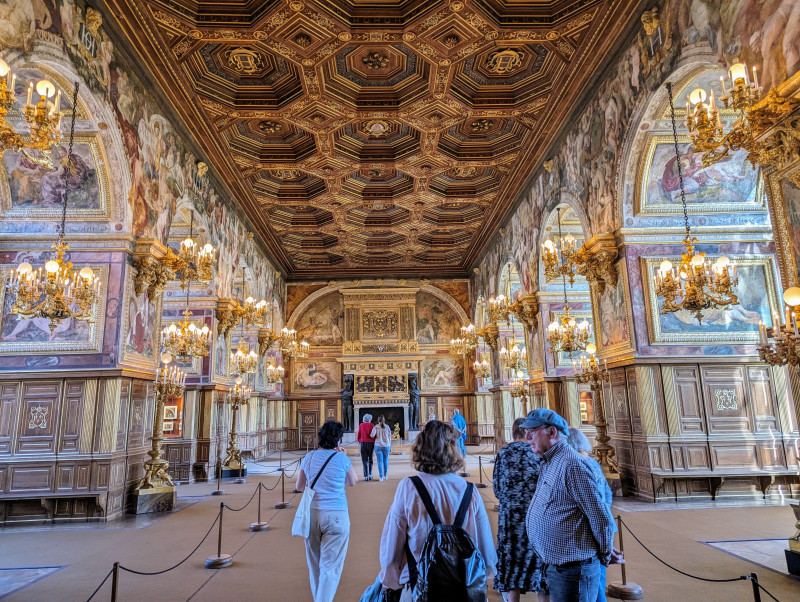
[566,427,615,602]
[522,409,621,602]
[297,421,358,602]
[493,418,547,602]
[357,413,376,480]
[371,415,392,481]
[378,420,497,600]
[450,408,467,456]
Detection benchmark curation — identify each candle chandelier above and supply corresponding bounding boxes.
[685,59,797,168]
[6,83,101,332]
[509,370,529,400]
[655,84,739,323]
[229,271,266,376]
[545,208,591,356]
[488,294,510,325]
[277,327,309,358]
[264,360,285,384]
[758,287,800,366]
[473,351,491,380]
[499,327,527,372]
[161,247,211,361]
[0,58,65,170]
[231,338,259,375]
[166,213,215,289]
[542,230,579,285]
[450,323,479,356]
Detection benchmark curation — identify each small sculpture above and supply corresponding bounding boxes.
[341,374,354,432]
[408,373,420,430]
[392,423,401,440]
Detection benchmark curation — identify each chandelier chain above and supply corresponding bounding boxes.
[666,82,691,240]
[59,83,79,241]
[555,206,569,306]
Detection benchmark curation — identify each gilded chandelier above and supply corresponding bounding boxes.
[6,83,100,332]
[278,327,309,358]
[758,287,800,366]
[450,323,479,356]
[656,84,739,323]
[542,230,579,285]
[0,58,65,170]
[686,59,798,168]
[231,338,258,375]
[488,294,511,325]
[499,335,527,371]
[161,309,211,361]
[509,370,530,412]
[473,351,491,379]
[264,360,285,384]
[165,214,216,288]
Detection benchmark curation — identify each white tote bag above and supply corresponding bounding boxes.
[291,451,337,538]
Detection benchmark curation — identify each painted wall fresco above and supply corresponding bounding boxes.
[421,357,465,390]
[122,286,160,365]
[431,281,471,319]
[596,261,632,351]
[292,360,340,394]
[416,291,460,344]
[294,292,344,347]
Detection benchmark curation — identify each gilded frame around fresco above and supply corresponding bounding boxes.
[119,268,162,369]
[420,355,467,393]
[291,359,341,395]
[763,164,800,288]
[640,255,779,345]
[592,259,636,359]
[0,264,107,355]
[0,133,112,221]
[635,134,766,215]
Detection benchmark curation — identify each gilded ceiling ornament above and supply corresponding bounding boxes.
[487,48,524,74]
[470,118,493,132]
[453,167,477,178]
[310,114,326,123]
[363,119,390,136]
[294,33,312,47]
[428,113,443,123]
[226,47,264,74]
[641,8,660,36]
[271,169,300,180]
[290,2,304,11]
[443,34,460,48]
[363,51,390,70]
[258,120,282,134]
[197,162,208,177]
[368,168,385,178]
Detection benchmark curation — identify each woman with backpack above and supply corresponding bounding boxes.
[377,420,497,601]
[370,415,392,481]
[297,420,358,602]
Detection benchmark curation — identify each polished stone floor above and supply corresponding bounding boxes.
[0,448,798,601]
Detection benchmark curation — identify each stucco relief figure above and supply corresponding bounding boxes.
[408,373,420,430]
[341,374,354,432]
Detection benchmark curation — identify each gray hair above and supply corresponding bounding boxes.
[566,427,592,454]
[362,414,372,422]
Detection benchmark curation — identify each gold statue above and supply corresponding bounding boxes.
[391,423,400,440]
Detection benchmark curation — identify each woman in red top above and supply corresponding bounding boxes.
[357,414,376,481]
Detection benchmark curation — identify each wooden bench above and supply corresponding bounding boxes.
[650,469,800,502]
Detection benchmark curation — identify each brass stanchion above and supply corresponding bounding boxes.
[249,483,269,531]
[606,515,643,600]
[274,468,292,509]
[475,456,488,489]
[111,561,119,602]
[205,502,233,568]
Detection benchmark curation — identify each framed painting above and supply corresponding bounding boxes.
[765,167,800,287]
[641,255,779,345]
[212,328,231,381]
[292,360,340,394]
[592,259,636,358]
[120,270,161,369]
[636,136,764,215]
[0,265,107,355]
[0,134,111,220]
[421,356,465,391]
[164,405,179,420]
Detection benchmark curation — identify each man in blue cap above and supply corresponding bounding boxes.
[521,408,622,602]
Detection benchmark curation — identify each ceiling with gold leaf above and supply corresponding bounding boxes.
[104,0,640,279]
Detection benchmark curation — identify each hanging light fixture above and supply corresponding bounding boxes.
[450,323,479,356]
[0,58,64,169]
[758,287,800,366]
[541,223,579,285]
[545,208,591,356]
[473,351,491,380]
[231,338,258,375]
[655,83,739,323]
[509,369,530,403]
[499,316,527,372]
[165,213,215,289]
[264,360,285,384]
[6,83,101,332]
[488,294,511,325]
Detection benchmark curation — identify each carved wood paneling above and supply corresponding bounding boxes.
[746,366,779,433]
[609,369,630,435]
[626,367,642,435]
[17,382,62,454]
[9,465,53,492]
[58,380,86,454]
[116,380,131,452]
[702,366,749,434]
[127,381,148,448]
[673,367,706,435]
[711,445,758,469]
[0,382,19,455]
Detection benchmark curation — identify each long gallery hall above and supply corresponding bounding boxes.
[0,0,799,601]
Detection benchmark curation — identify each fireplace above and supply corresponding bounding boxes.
[359,406,406,439]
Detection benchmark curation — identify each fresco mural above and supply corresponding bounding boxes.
[294,293,344,347]
[292,360,339,394]
[641,141,760,212]
[421,357,465,390]
[596,261,632,351]
[212,331,230,381]
[416,291,460,345]
[122,283,159,365]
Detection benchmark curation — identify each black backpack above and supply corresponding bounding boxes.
[407,476,487,602]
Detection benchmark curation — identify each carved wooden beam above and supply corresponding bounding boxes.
[131,238,174,302]
[575,233,619,295]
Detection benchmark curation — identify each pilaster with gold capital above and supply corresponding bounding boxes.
[575,233,618,296]
[132,238,174,302]
[216,298,241,337]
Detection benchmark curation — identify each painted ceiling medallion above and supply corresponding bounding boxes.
[470,118,493,132]
[271,169,300,180]
[294,33,312,48]
[225,47,264,74]
[453,167,477,178]
[259,120,282,134]
[363,119,390,136]
[487,48,524,74]
[363,51,390,70]
[443,34,460,48]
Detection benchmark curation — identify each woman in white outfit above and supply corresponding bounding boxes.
[371,415,393,481]
[297,420,358,602]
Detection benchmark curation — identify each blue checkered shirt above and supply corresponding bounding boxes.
[526,440,615,566]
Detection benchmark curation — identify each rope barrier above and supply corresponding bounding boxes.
[84,567,113,602]
[118,512,220,576]
[223,483,262,512]
[618,517,782,601]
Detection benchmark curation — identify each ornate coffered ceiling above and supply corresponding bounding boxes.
[105,0,640,279]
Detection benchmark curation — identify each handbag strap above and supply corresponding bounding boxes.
[310,451,337,489]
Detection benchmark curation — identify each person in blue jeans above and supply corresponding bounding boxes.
[371,415,392,481]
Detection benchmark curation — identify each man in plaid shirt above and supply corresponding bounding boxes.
[522,409,622,602]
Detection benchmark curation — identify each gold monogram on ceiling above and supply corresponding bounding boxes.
[225,47,264,74]
[486,49,524,74]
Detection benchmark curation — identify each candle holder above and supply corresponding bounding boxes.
[574,344,619,479]
[222,377,251,481]
[758,288,800,366]
[131,353,185,514]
